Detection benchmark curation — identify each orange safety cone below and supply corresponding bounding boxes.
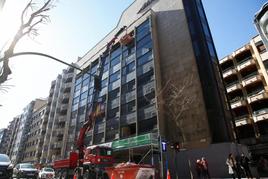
[167,169,171,179]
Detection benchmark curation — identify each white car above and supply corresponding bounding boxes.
[38,167,55,179]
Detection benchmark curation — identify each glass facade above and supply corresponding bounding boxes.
[67,19,157,152]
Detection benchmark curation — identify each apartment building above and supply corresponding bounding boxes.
[22,101,47,163]
[65,0,233,177]
[0,128,8,153]
[6,117,20,156]
[220,35,268,156]
[9,99,47,164]
[40,67,76,164]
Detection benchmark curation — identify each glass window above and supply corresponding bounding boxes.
[82,78,90,87]
[137,34,152,49]
[136,41,152,58]
[137,51,153,66]
[109,79,120,91]
[207,41,216,58]
[123,46,135,58]
[87,95,93,104]
[137,28,150,42]
[91,63,98,74]
[111,47,122,59]
[103,63,109,72]
[109,88,120,99]
[75,84,81,92]
[88,87,94,95]
[75,77,82,86]
[122,80,135,93]
[136,19,150,34]
[73,97,79,105]
[101,78,108,88]
[110,56,121,67]
[122,61,135,75]
[80,91,87,100]
[109,70,120,83]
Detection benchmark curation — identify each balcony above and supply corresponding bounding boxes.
[230,97,247,109]
[220,55,232,65]
[234,114,250,127]
[253,108,268,122]
[247,91,268,103]
[222,67,237,78]
[226,81,242,93]
[60,104,69,111]
[242,72,262,87]
[237,57,255,71]
[260,51,268,60]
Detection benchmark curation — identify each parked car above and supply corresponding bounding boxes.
[38,167,55,179]
[0,154,13,179]
[13,163,38,179]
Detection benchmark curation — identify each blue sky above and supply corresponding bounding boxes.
[0,0,266,128]
[202,0,267,58]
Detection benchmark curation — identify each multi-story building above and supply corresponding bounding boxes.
[6,117,20,156]
[22,101,47,163]
[0,128,8,153]
[40,67,76,164]
[9,99,46,164]
[219,35,268,156]
[65,0,233,177]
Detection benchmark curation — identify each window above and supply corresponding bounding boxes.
[109,88,120,99]
[111,47,122,59]
[137,34,152,49]
[121,101,136,115]
[110,56,121,67]
[109,71,120,83]
[75,77,82,86]
[73,97,79,105]
[101,78,108,88]
[136,19,150,34]
[122,80,135,93]
[80,91,87,100]
[137,51,153,66]
[122,61,135,75]
[136,41,152,58]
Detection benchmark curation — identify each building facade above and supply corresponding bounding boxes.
[0,128,8,153]
[6,117,20,156]
[22,101,47,163]
[9,99,46,164]
[40,67,76,164]
[220,35,268,156]
[65,0,233,176]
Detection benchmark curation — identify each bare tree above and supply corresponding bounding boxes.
[156,75,195,146]
[0,0,55,85]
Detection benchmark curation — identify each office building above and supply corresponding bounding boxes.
[220,35,268,156]
[66,0,233,177]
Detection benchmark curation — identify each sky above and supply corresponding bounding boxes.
[0,0,267,129]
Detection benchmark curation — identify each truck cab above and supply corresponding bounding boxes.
[83,146,114,167]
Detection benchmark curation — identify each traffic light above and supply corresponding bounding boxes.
[94,75,101,91]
